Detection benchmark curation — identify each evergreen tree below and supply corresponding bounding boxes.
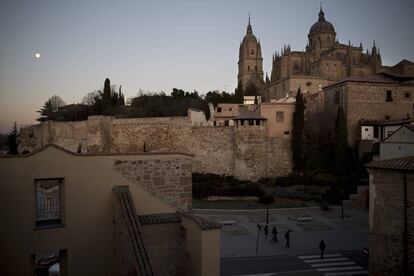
[334,106,350,172]
[244,81,258,96]
[119,86,125,106]
[102,78,112,108]
[234,80,244,103]
[37,99,54,122]
[6,122,18,155]
[292,87,305,171]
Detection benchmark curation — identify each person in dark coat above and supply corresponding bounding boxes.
[319,239,326,259]
[285,230,291,248]
[271,226,278,242]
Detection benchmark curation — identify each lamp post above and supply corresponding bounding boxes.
[341,189,344,220]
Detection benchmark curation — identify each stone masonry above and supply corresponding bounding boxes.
[114,157,193,210]
[18,115,292,181]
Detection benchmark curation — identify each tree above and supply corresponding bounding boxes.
[292,87,305,171]
[82,91,100,105]
[37,99,54,122]
[334,106,350,172]
[6,122,18,155]
[244,81,258,96]
[49,95,66,111]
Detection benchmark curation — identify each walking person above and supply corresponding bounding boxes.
[319,239,326,259]
[271,226,278,242]
[264,225,269,238]
[285,230,291,248]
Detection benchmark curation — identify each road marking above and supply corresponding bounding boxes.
[298,253,341,259]
[304,257,348,263]
[317,266,363,272]
[325,271,368,276]
[310,261,355,267]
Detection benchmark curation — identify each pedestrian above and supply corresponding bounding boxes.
[271,226,278,242]
[285,230,291,248]
[264,225,269,238]
[319,239,326,259]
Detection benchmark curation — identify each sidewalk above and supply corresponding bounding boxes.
[193,207,368,258]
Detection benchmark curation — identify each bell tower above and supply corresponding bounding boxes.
[237,15,264,91]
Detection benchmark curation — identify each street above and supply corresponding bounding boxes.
[221,250,368,276]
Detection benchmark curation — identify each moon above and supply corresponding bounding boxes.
[35,53,40,59]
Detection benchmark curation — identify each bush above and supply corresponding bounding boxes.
[259,194,274,204]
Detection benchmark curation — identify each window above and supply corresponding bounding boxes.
[217,107,222,112]
[229,108,232,112]
[364,128,369,131]
[255,65,257,71]
[386,90,393,102]
[248,65,250,72]
[284,131,290,135]
[251,49,254,55]
[35,178,63,227]
[306,81,312,87]
[32,250,67,276]
[385,115,390,120]
[294,62,299,70]
[405,92,411,99]
[373,126,379,138]
[276,111,284,122]
[224,120,229,126]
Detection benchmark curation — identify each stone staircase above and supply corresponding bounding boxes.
[343,186,369,210]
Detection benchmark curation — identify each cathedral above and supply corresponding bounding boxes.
[237,7,385,101]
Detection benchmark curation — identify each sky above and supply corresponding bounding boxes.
[0,0,413,133]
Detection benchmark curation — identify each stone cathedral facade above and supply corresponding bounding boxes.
[237,7,385,100]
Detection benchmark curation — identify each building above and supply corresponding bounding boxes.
[360,119,414,143]
[366,157,414,275]
[261,94,296,139]
[0,145,221,276]
[379,124,414,160]
[320,73,414,145]
[237,15,264,91]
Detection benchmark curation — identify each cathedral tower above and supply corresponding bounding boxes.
[237,16,264,91]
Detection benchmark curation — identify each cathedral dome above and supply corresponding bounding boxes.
[309,8,335,35]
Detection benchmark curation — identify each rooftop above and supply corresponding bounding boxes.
[366,156,414,171]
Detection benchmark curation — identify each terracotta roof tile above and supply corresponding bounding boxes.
[179,211,222,230]
[138,213,181,225]
[366,156,414,171]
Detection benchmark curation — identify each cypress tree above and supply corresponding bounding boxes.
[292,87,305,171]
[6,122,18,155]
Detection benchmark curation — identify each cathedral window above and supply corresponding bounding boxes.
[251,49,255,55]
[217,107,222,112]
[255,66,257,71]
[248,65,251,72]
[386,90,393,102]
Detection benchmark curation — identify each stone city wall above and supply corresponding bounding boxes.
[18,115,292,181]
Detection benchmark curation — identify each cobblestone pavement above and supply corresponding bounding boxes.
[194,207,368,258]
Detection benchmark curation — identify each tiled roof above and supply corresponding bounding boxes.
[138,213,181,225]
[360,118,414,126]
[179,211,222,230]
[366,156,414,171]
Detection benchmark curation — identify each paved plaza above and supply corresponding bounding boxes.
[194,206,368,259]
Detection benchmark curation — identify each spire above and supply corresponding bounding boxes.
[265,72,270,83]
[318,3,325,21]
[246,13,252,34]
[359,42,363,50]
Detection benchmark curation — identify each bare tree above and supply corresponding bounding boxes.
[82,91,100,105]
[49,95,66,111]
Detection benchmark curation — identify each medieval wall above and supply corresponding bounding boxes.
[18,116,292,181]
